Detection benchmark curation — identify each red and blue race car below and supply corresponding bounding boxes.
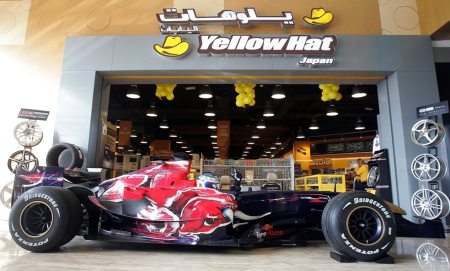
[8,154,444,262]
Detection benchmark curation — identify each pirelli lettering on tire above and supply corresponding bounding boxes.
[24,193,58,209]
[14,232,49,247]
[353,197,391,219]
[341,233,380,255]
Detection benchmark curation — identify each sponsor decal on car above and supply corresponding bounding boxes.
[14,232,48,247]
[353,197,391,219]
[341,233,380,255]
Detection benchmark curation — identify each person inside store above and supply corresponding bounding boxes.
[352,158,369,190]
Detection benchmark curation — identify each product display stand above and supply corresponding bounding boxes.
[330,251,395,264]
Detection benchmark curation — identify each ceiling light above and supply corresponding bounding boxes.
[204,100,216,117]
[275,137,282,145]
[248,141,255,145]
[126,85,140,99]
[212,141,217,145]
[243,150,249,154]
[181,145,188,149]
[309,118,319,130]
[208,119,217,129]
[169,130,177,138]
[117,146,124,150]
[140,137,148,144]
[115,141,118,144]
[271,85,286,99]
[199,85,213,99]
[355,117,366,130]
[210,134,217,139]
[351,85,367,98]
[265,150,271,154]
[213,146,219,149]
[263,102,275,117]
[326,102,339,117]
[176,137,183,144]
[159,118,169,129]
[115,121,120,129]
[256,119,266,129]
[251,132,260,139]
[245,146,252,149]
[186,149,192,153]
[136,152,142,156]
[130,130,137,138]
[262,154,268,157]
[296,127,305,139]
[146,107,158,117]
[270,146,277,150]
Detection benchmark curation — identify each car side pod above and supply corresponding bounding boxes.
[321,191,396,263]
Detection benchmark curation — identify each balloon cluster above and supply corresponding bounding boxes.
[155,84,176,100]
[319,84,342,102]
[234,83,256,107]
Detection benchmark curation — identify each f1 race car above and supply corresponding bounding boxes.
[8,153,445,262]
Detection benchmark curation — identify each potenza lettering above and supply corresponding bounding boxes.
[198,35,337,55]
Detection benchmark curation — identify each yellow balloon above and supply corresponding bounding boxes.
[331,85,340,92]
[236,100,245,107]
[166,93,174,100]
[336,93,342,101]
[244,97,251,104]
[328,91,337,99]
[321,95,328,102]
[248,93,255,99]
[249,99,256,106]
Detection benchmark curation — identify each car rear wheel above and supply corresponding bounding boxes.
[321,191,396,262]
[9,186,82,252]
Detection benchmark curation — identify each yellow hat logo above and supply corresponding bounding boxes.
[303,8,334,26]
[154,35,190,57]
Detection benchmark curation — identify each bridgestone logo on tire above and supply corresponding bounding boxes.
[24,193,58,209]
[353,197,391,219]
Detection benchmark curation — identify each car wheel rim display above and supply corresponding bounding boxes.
[416,243,449,271]
[0,181,13,209]
[411,119,445,148]
[411,154,447,182]
[14,121,43,147]
[367,166,380,187]
[346,206,384,246]
[19,201,54,238]
[411,189,450,220]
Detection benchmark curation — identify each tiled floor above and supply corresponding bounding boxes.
[0,220,448,271]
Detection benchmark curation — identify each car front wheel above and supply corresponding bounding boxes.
[321,191,396,262]
[9,186,82,252]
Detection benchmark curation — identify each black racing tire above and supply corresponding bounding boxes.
[9,186,81,252]
[56,189,82,247]
[321,191,396,262]
[46,143,84,169]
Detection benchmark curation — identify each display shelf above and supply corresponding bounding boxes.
[201,158,294,190]
[295,174,346,192]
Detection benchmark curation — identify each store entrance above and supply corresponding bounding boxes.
[104,83,379,192]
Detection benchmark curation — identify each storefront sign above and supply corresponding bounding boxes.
[416,101,449,118]
[157,8,295,34]
[18,108,50,121]
[198,34,337,67]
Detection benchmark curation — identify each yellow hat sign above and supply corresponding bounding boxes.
[303,8,334,27]
[154,35,190,57]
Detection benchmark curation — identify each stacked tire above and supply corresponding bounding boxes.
[46,143,84,169]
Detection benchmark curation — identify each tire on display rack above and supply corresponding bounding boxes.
[411,119,446,148]
[7,150,39,173]
[9,186,82,252]
[411,189,450,220]
[410,154,447,182]
[46,143,84,169]
[321,191,396,262]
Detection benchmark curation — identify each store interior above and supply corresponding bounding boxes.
[106,83,380,191]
